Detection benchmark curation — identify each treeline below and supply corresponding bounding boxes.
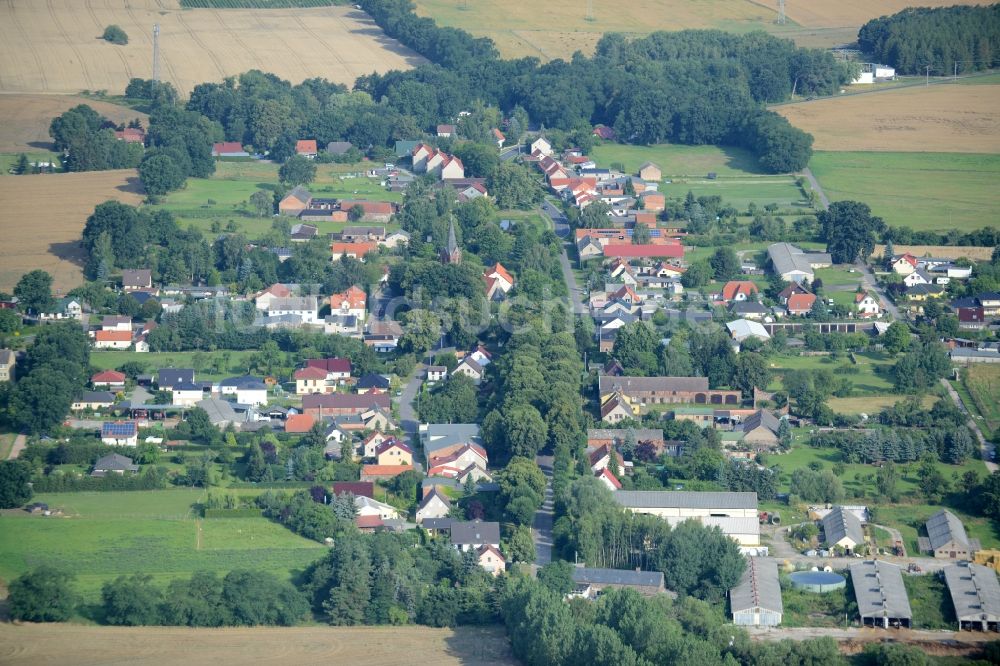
[858,5,1000,75]
[49,105,143,172]
[358,0,842,171]
[501,578,848,666]
[181,0,339,7]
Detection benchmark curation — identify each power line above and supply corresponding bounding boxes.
[777,0,786,25]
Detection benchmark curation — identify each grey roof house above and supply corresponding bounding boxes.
[91,454,139,477]
[450,519,500,551]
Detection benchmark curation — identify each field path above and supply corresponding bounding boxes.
[940,377,996,472]
[801,167,829,210]
[531,454,554,566]
[6,434,27,460]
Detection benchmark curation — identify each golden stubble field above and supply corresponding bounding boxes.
[415,0,987,57]
[0,623,517,666]
[0,0,424,96]
[0,170,144,293]
[0,94,149,153]
[776,84,1000,153]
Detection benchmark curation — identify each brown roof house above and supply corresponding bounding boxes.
[739,410,783,449]
[122,269,152,292]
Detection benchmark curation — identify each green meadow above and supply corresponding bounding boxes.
[0,490,325,600]
[808,151,1000,232]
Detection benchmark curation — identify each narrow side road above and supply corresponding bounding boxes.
[856,260,901,320]
[801,167,829,211]
[396,365,422,441]
[532,454,554,566]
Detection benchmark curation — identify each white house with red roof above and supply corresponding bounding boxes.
[891,253,918,276]
[254,283,293,311]
[329,286,367,320]
[92,370,127,390]
[416,488,452,524]
[427,443,489,479]
[596,467,623,490]
[856,291,881,317]
[306,357,352,382]
[295,139,318,158]
[468,345,492,367]
[293,366,328,395]
[491,128,505,148]
[411,143,434,171]
[484,263,515,301]
[440,154,465,180]
[720,281,760,303]
[94,330,133,350]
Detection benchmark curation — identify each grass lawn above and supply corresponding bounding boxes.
[90,350,259,382]
[961,364,1000,440]
[808,151,1000,232]
[154,160,402,238]
[664,178,811,214]
[814,267,864,289]
[590,143,768,178]
[826,394,935,415]
[874,504,1000,557]
[0,433,15,459]
[0,490,324,600]
[766,351,895,395]
[0,151,63,175]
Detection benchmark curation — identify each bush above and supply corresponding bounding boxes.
[8,567,78,622]
[102,25,128,45]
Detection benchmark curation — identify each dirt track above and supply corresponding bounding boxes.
[0,623,517,666]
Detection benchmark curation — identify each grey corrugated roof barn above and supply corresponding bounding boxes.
[730,557,783,626]
[850,560,912,628]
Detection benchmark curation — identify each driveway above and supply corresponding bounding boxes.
[541,199,570,238]
[6,434,26,460]
[801,167,830,210]
[396,366,422,441]
[941,377,996,472]
[856,261,901,319]
[532,454,554,565]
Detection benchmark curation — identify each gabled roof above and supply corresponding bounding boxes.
[356,374,390,389]
[614,490,757,510]
[743,410,782,435]
[285,413,316,433]
[721,281,759,301]
[77,391,115,404]
[572,567,664,589]
[330,286,366,310]
[944,564,1000,621]
[418,487,451,511]
[95,330,133,343]
[851,560,911,620]
[294,366,328,380]
[295,139,318,154]
[306,358,352,374]
[376,439,412,456]
[730,557,782,615]
[92,370,127,383]
[596,467,623,489]
[787,292,816,312]
[333,481,374,498]
[486,262,514,285]
[925,509,972,550]
[121,269,152,287]
[450,519,500,545]
[822,505,864,546]
[603,244,683,259]
[196,398,238,425]
[93,453,138,472]
[284,186,312,205]
[157,368,195,387]
[219,375,266,390]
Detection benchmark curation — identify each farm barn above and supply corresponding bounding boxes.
[730,557,783,626]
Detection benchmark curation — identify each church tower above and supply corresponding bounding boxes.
[441,218,462,264]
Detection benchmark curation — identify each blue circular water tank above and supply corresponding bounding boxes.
[789,570,846,593]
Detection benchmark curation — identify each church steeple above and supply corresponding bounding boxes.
[442,218,462,264]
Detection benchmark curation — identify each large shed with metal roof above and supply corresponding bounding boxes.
[943,563,1000,631]
[850,560,912,628]
[730,557,783,626]
[921,509,980,560]
[822,505,865,553]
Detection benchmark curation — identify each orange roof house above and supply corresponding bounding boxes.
[786,292,816,315]
[361,464,414,481]
[720,281,759,303]
[295,140,318,156]
[331,242,377,261]
[330,286,367,313]
[284,414,316,434]
[92,370,127,386]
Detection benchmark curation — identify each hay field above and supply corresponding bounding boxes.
[0,170,144,293]
[873,245,995,261]
[0,93,149,153]
[0,623,517,666]
[0,1,424,96]
[777,0,989,29]
[776,84,1000,153]
[415,0,781,59]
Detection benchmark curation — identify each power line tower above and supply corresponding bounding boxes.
[777,0,786,25]
[152,24,161,83]
[586,0,594,22]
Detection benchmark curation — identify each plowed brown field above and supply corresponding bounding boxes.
[776,84,1000,153]
[0,623,517,666]
[0,170,144,293]
[0,1,423,96]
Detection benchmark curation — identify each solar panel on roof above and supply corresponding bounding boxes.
[102,422,136,436]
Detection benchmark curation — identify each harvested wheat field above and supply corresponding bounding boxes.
[0,170,144,293]
[0,1,424,97]
[776,84,1000,153]
[0,93,148,153]
[779,0,989,28]
[0,623,517,666]
[873,245,995,261]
